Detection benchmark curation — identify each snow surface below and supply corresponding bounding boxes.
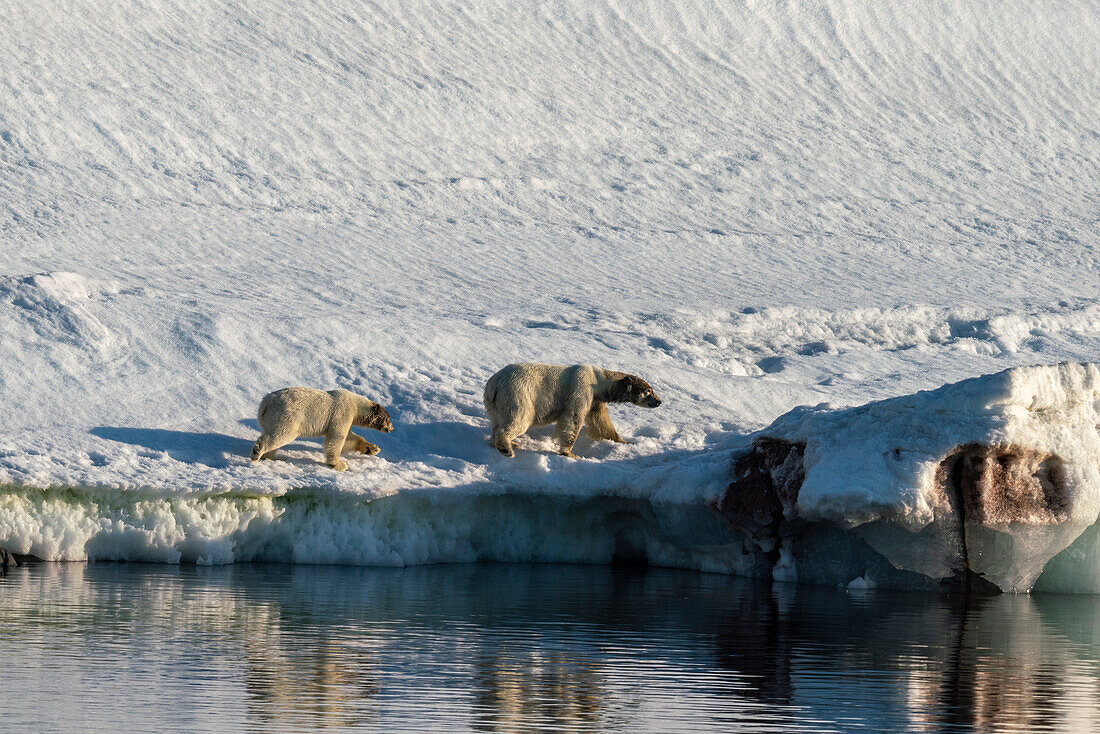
[2,2,1100,583]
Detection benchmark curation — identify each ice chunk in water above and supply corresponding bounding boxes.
[721,363,1100,592]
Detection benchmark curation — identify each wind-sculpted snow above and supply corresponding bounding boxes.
[0,272,125,363]
[2,2,1100,589]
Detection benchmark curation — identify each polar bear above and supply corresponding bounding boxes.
[250,387,394,471]
[483,363,661,458]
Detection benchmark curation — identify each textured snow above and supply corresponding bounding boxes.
[2,2,1100,581]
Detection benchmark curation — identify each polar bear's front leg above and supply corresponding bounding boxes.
[342,431,381,456]
[554,405,588,458]
[555,430,580,458]
[323,429,350,471]
[586,402,627,443]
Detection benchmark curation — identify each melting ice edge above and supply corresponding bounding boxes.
[4,363,1100,594]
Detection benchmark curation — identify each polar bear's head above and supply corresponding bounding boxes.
[612,375,662,408]
[357,401,395,432]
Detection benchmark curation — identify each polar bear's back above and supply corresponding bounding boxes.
[484,363,597,426]
[258,386,340,437]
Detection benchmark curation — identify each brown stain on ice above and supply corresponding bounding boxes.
[717,438,805,537]
[936,444,1069,526]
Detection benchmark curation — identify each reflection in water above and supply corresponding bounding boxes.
[471,648,603,732]
[242,620,381,730]
[1,563,1099,732]
[711,584,1100,733]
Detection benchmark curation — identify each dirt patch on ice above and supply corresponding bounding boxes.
[938,443,1069,526]
[717,438,805,538]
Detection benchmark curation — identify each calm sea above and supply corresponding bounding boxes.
[1,562,1098,732]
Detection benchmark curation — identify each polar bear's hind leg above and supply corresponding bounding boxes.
[493,421,526,457]
[323,429,350,471]
[494,432,516,458]
[251,426,298,462]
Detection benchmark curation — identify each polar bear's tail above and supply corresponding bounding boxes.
[253,395,276,461]
[257,392,277,431]
[483,380,498,412]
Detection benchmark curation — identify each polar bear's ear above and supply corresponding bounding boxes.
[356,401,377,425]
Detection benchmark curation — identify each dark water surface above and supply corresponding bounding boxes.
[1,563,1098,733]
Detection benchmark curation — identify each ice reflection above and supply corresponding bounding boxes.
[1,563,1098,733]
[711,585,1100,732]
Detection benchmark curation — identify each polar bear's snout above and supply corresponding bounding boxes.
[369,404,395,432]
[620,375,661,408]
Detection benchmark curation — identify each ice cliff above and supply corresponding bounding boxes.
[719,362,1100,593]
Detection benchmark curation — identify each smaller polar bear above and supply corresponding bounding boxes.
[484,363,661,458]
[251,387,394,471]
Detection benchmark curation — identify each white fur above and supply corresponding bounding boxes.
[483,363,660,458]
[251,387,393,471]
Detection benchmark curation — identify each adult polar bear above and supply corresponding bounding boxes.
[251,387,394,471]
[484,363,661,458]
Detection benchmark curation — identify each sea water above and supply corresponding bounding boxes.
[1,563,1098,732]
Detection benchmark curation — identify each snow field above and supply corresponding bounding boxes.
[1,2,1099,582]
